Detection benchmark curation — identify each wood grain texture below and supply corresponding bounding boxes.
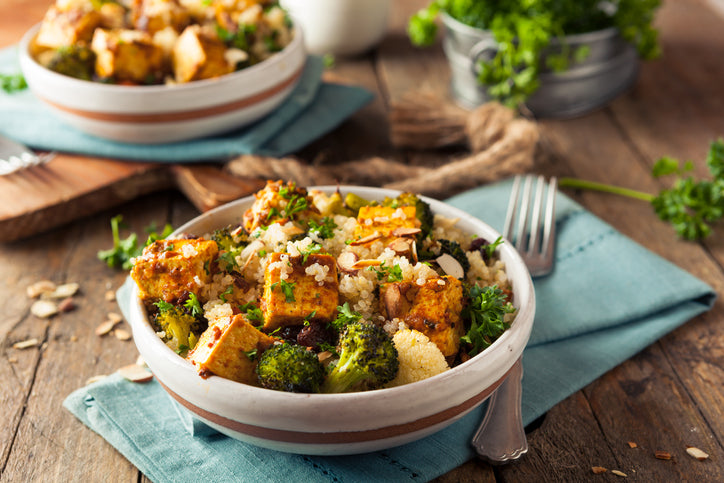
[1,0,723,481]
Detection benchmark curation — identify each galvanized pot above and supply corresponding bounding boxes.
[441,13,639,118]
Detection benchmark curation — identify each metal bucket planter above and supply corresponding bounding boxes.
[441,13,640,118]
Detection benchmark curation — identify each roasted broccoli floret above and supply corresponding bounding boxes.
[383,192,434,240]
[321,321,399,393]
[256,343,326,393]
[153,300,206,355]
[212,226,247,272]
[438,239,471,274]
[46,45,96,81]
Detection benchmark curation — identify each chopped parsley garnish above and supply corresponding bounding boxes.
[483,236,504,261]
[219,285,234,303]
[184,293,203,318]
[154,300,174,313]
[239,302,263,322]
[461,285,515,356]
[299,243,323,263]
[97,215,173,270]
[328,302,362,331]
[271,280,296,302]
[243,349,258,361]
[307,217,337,239]
[368,262,404,282]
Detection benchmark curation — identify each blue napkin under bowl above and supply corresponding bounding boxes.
[0,47,373,161]
[63,180,715,482]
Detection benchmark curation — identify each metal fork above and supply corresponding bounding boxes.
[0,134,55,176]
[503,174,558,277]
[471,174,558,464]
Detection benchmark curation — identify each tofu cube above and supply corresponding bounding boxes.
[131,238,218,304]
[261,252,338,331]
[35,5,102,48]
[187,314,277,384]
[172,24,231,83]
[354,205,418,244]
[91,28,165,83]
[130,0,190,35]
[380,276,464,357]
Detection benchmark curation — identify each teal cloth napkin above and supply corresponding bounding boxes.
[63,179,716,482]
[0,47,373,161]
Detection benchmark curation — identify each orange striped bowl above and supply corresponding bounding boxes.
[18,24,306,144]
[125,186,536,455]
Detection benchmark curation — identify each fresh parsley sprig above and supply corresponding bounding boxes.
[559,138,724,241]
[97,215,173,269]
[328,302,362,331]
[461,284,515,356]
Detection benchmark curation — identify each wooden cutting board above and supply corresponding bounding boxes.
[0,155,265,242]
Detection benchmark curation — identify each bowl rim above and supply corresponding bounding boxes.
[127,185,536,407]
[18,21,304,95]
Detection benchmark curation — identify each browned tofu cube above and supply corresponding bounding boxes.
[242,180,319,233]
[261,252,338,331]
[35,5,102,48]
[131,238,218,304]
[354,205,419,244]
[91,28,165,83]
[131,0,190,35]
[380,276,464,357]
[172,24,231,83]
[187,314,277,384]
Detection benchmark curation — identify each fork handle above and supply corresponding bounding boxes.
[471,357,528,464]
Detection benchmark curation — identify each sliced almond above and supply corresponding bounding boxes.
[283,225,305,237]
[388,239,412,255]
[26,280,56,298]
[591,466,607,474]
[611,470,627,477]
[337,251,359,273]
[136,355,147,367]
[118,364,153,383]
[47,282,80,299]
[348,231,382,246]
[86,374,108,385]
[30,300,59,319]
[436,253,464,279]
[104,290,116,302]
[107,312,123,324]
[13,338,40,350]
[655,450,672,460]
[351,259,384,269]
[410,240,418,263]
[96,319,119,336]
[391,227,421,237]
[317,351,334,363]
[685,446,709,461]
[114,329,132,341]
[627,441,637,448]
[58,297,76,313]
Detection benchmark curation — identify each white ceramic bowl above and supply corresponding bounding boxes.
[125,186,535,455]
[18,24,306,144]
[280,0,390,56]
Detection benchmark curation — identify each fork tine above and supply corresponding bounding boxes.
[514,175,534,253]
[540,176,558,257]
[503,175,522,241]
[527,175,546,255]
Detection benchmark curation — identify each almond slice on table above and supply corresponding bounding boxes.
[114,329,132,341]
[118,364,153,383]
[13,338,40,350]
[46,282,79,299]
[26,280,56,298]
[685,446,709,461]
[31,300,58,318]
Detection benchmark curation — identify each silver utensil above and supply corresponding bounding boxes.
[0,134,55,175]
[471,174,558,464]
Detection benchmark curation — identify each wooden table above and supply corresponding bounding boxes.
[2,0,723,481]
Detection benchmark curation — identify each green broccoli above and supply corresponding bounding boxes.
[256,343,326,393]
[212,226,247,272]
[321,321,399,393]
[153,301,206,355]
[383,193,434,240]
[438,239,470,274]
[46,45,96,81]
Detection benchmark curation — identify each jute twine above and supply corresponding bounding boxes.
[226,94,538,198]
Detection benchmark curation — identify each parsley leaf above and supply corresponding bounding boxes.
[97,215,173,270]
[461,285,515,356]
[184,293,203,318]
[328,302,362,331]
[154,300,174,313]
[272,280,296,302]
[1,73,27,93]
[307,217,337,239]
[239,302,263,322]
